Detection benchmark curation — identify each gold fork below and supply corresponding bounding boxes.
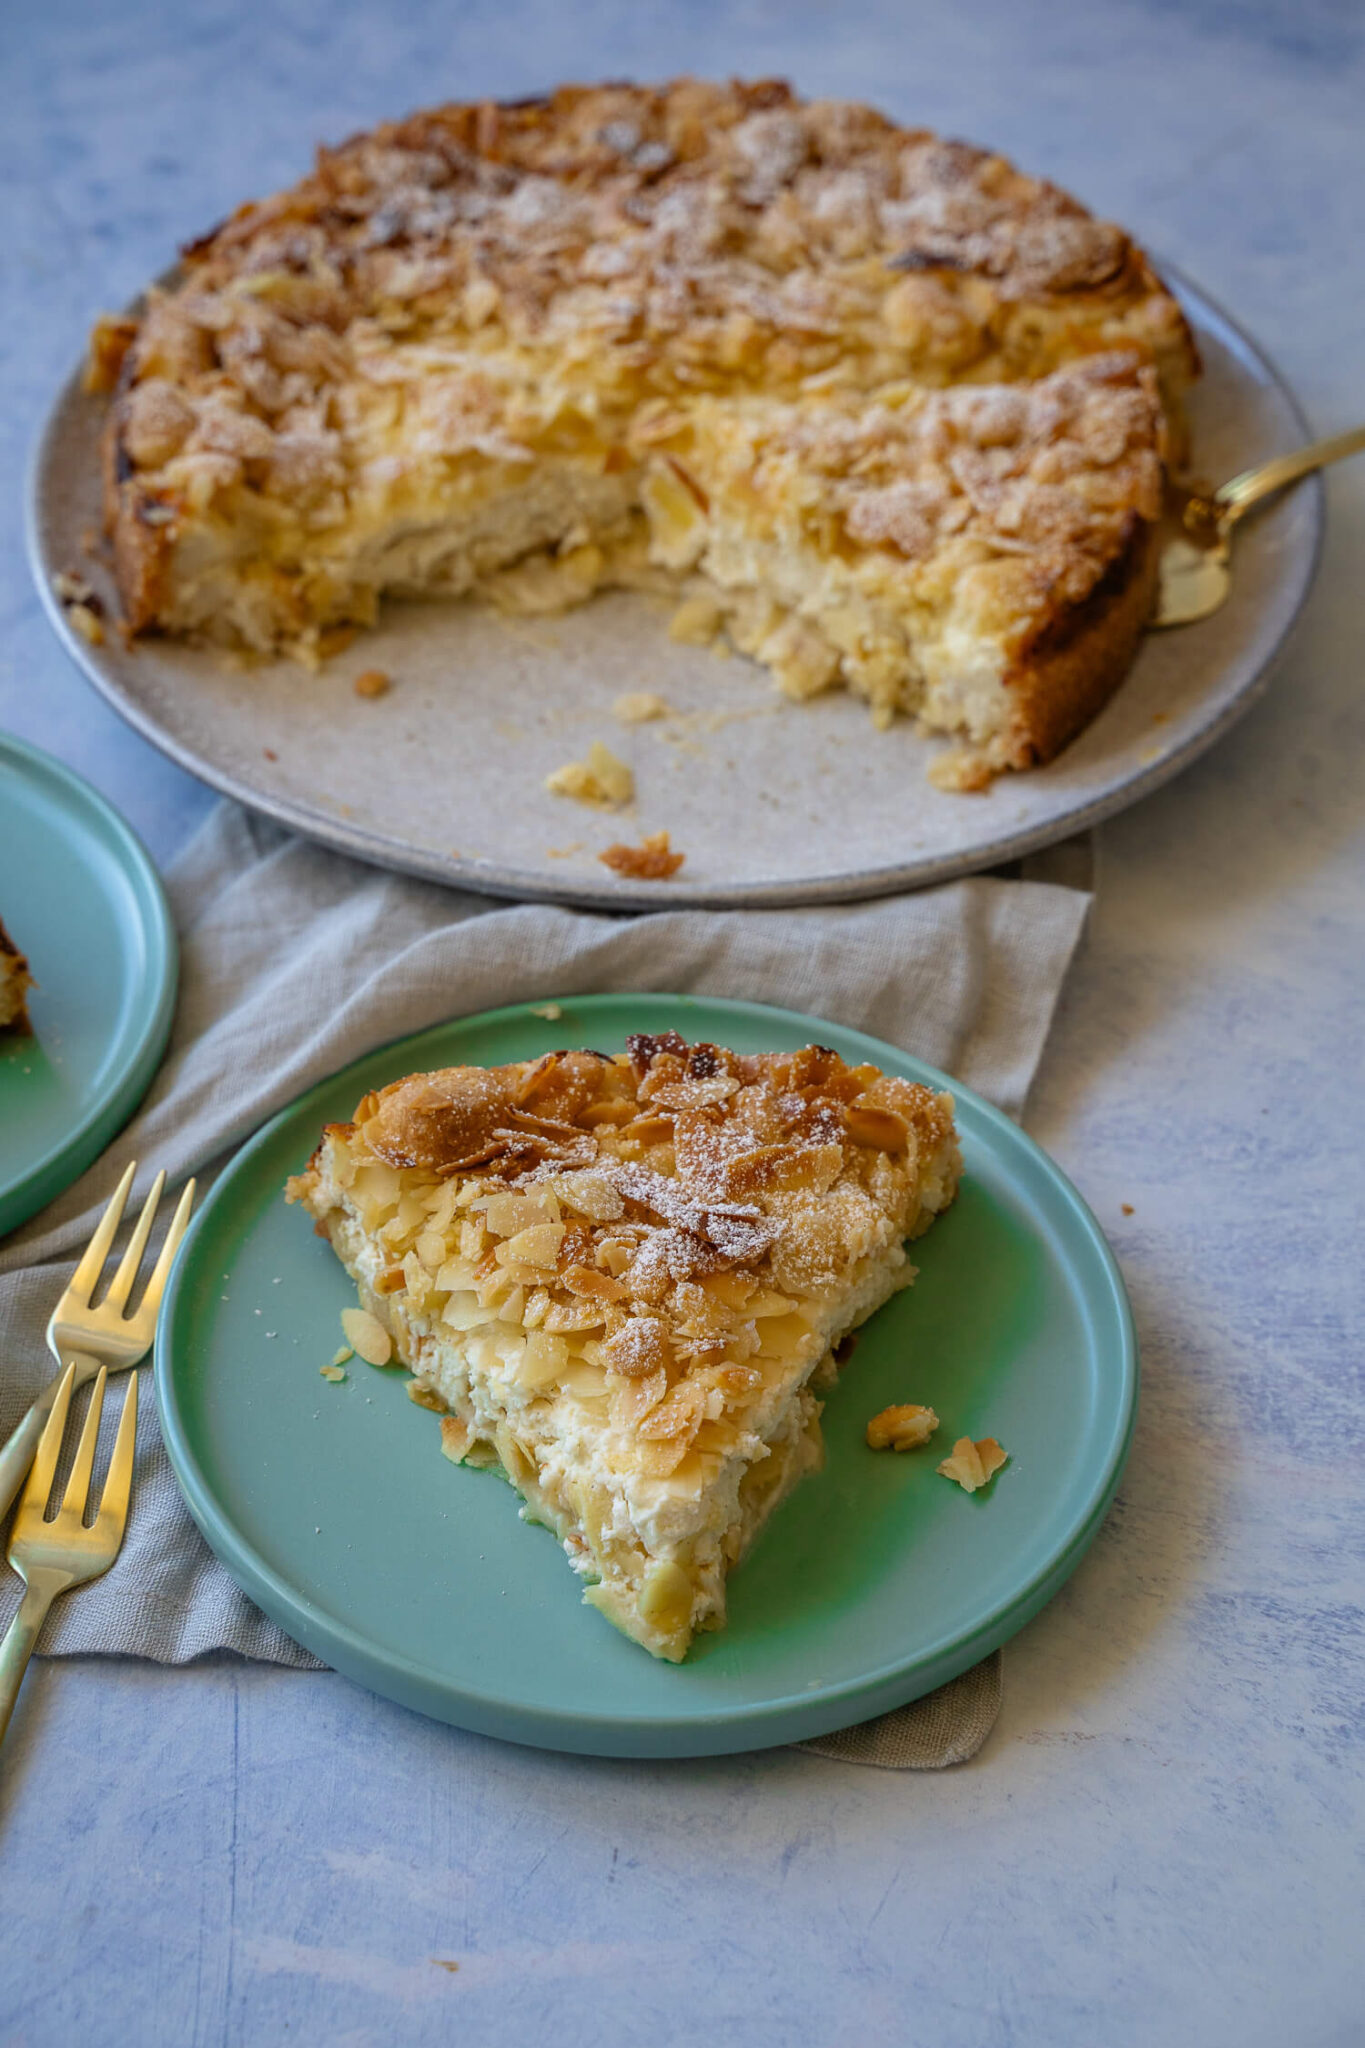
[0,1162,195,1528]
[0,1362,137,1746]
[1156,420,1365,625]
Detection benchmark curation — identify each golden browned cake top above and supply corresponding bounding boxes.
[94,79,1194,519]
[297,1035,958,1476]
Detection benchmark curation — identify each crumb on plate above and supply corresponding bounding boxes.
[937,1436,1008,1492]
[598,830,685,880]
[668,595,724,647]
[545,740,634,808]
[866,1403,939,1451]
[612,690,672,724]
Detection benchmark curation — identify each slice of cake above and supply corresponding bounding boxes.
[287,1032,961,1659]
[91,78,1197,781]
[0,919,33,1032]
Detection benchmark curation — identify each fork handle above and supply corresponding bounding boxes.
[0,1577,62,1750]
[0,1375,68,1531]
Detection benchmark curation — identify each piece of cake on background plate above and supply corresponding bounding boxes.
[0,919,33,1032]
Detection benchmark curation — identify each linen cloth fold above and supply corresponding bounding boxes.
[0,802,1089,1763]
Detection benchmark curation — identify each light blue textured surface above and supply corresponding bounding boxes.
[2,3,1363,2044]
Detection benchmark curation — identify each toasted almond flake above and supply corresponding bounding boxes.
[439,1416,473,1463]
[866,1402,939,1451]
[937,1435,1008,1492]
[341,1306,392,1366]
[407,1380,448,1412]
[331,1345,354,1366]
[319,1363,347,1383]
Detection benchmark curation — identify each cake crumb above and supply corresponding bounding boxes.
[929,748,996,795]
[354,668,392,698]
[1121,1203,1135,1216]
[545,740,634,809]
[530,1003,563,1021]
[938,1436,1008,1492]
[598,830,685,880]
[613,690,672,724]
[866,1403,939,1451]
[668,595,724,647]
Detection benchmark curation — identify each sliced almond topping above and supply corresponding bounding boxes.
[439,1415,472,1463]
[845,1102,910,1151]
[937,1436,1008,1492]
[341,1306,392,1366]
[407,1380,448,1413]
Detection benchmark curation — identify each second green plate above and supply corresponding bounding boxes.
[156,994,1136,1757]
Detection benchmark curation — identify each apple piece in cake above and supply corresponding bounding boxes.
[0,919,33,1033]
[286,1032,961,1659]
[93,78,1197,781]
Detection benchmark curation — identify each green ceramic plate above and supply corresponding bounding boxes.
[0,735,177,1237]
[157,995,1137,1758]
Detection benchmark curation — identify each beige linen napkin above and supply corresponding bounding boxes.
[0,803,1089,1764]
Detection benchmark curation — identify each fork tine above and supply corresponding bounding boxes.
[66,1162,137,1307]
[59,1367,107,1522]
[101,1169,166,1314]
[19,1364,76,1518]
[134,1177,197,1321]
[93,1371,138,1542]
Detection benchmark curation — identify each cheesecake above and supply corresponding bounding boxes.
[287,1031,961,1658]
[92,79,1196,782]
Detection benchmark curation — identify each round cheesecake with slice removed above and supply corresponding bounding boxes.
[91,79,1198,783]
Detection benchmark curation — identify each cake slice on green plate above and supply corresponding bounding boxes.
[287,1031,960,1659]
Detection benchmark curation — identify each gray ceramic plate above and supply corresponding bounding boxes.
[29,274,1320,909]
